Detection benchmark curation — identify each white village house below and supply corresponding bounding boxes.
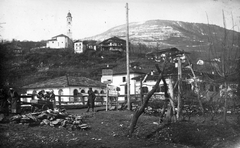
[101,65,144,101]
[22,76,106,103]
[46,11,73,49]
[46,34,73,49]
[100,65,171,101]
[74,40,84,53]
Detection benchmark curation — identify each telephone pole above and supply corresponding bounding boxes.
[126,3,130,110]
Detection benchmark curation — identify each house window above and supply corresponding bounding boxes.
[73,89,78,95]
[142,87,148,93]
[122,77,126,82]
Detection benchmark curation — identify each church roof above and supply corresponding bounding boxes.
[22,76,106,89]
[52,34,69,39]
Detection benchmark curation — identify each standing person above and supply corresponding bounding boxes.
[9,88,21,114]
[86,88,96,112]
[0,88,9,116]
[49,90,56,109]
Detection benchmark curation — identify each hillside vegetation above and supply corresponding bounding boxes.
[0,43,158,91]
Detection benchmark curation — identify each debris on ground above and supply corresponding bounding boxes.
[8,109,91,130]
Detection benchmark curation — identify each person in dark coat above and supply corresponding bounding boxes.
[37,90,45,100]
[49,90,56,109]
[9,88,21,114]
[0,88,9,116]
[86,88,96,112]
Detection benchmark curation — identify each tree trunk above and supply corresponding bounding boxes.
[128,64,166,136]
[159,100,168,124]
[168,77,177,122]
[223,81,227,122]
[197,86,204,113]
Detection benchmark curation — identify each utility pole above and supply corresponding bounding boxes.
[126,3,131,110]
[222,10,227,122]
[177,57,182,120]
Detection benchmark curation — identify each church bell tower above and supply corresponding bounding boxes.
[66,11,72,39]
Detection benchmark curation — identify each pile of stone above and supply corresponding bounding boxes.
[9,109,90,130]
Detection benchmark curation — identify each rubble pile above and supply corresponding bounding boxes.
[9,109,90,130]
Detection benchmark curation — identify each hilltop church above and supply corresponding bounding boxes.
[46,11,73,49]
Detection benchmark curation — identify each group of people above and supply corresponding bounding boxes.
[36,90,56,109]
[0,88,21,116]
[36,88,96,112]
[0,87,98,115]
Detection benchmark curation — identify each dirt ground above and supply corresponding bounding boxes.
[1,108,240,148]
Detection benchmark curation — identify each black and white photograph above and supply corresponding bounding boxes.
[1,0,240,147]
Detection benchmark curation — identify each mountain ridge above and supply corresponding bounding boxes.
[85,19,240,52]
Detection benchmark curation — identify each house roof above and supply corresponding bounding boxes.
[99,36,126,45]
[101,65,145,75]
[83,40,98,45]
[52,34,69,39]
[146,47,189,57]
[113,64,146,75]
[22,76,106,89]
[47,38,57,41]
[74,40,83,43]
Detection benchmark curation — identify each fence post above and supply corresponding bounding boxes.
[106,86,109,111]
[116,93,119,111]
[58,95,62,108]
[53,95,56,109]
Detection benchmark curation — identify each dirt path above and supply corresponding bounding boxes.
[1,108,240,148]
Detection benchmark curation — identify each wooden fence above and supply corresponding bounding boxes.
[20,93,165,111]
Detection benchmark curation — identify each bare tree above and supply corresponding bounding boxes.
[128,62,167,136]
[206,10,240,122]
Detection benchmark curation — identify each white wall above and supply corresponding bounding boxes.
[134,78,172,95]
[25,86,106,103]
[74,42,83,53]
[101,75,113,83]
[111,73,141,101]
[46,36,70,49]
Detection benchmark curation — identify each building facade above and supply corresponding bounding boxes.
[98,36,126,52]
[22,76,106,103]
[74,40,85,53]
[101,65,145,101]
[46,34,73,49]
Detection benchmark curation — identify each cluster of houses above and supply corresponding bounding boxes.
[44,11,126,54]
[46,34,126,54]
[22,46,238,106]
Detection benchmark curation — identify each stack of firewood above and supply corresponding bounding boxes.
[9,109,90,130]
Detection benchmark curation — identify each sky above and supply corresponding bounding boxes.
[0,0,240,41]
